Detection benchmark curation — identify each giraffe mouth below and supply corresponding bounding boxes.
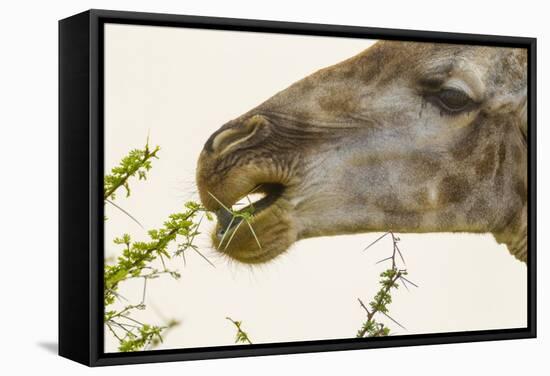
[206,181,297,264]
[214,183,285,239]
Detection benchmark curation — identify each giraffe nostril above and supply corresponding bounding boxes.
[209,114,268,155]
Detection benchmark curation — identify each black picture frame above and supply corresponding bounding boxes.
[59,9,537,367]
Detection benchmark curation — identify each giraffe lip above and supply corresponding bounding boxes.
[215,183,285,238]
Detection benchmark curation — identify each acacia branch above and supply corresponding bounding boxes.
[104,142,160,200]
[356,231,417,338]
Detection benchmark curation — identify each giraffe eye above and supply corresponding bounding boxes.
[436,88,473,113]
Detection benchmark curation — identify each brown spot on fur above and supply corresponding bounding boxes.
[475,144,496,177]
[407,154,441,180]
[438,175,470,204]
[318,87,356,115]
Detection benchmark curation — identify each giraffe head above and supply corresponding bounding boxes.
[196,40,528,264]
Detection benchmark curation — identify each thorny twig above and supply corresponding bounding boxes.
[104,141,160,201]
[357,231,418,338]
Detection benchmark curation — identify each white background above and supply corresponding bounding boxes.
[1,0,547,374]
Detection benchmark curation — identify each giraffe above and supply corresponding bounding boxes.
[196,40,528,264]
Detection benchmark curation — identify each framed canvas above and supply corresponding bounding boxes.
[59,9,537,367]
